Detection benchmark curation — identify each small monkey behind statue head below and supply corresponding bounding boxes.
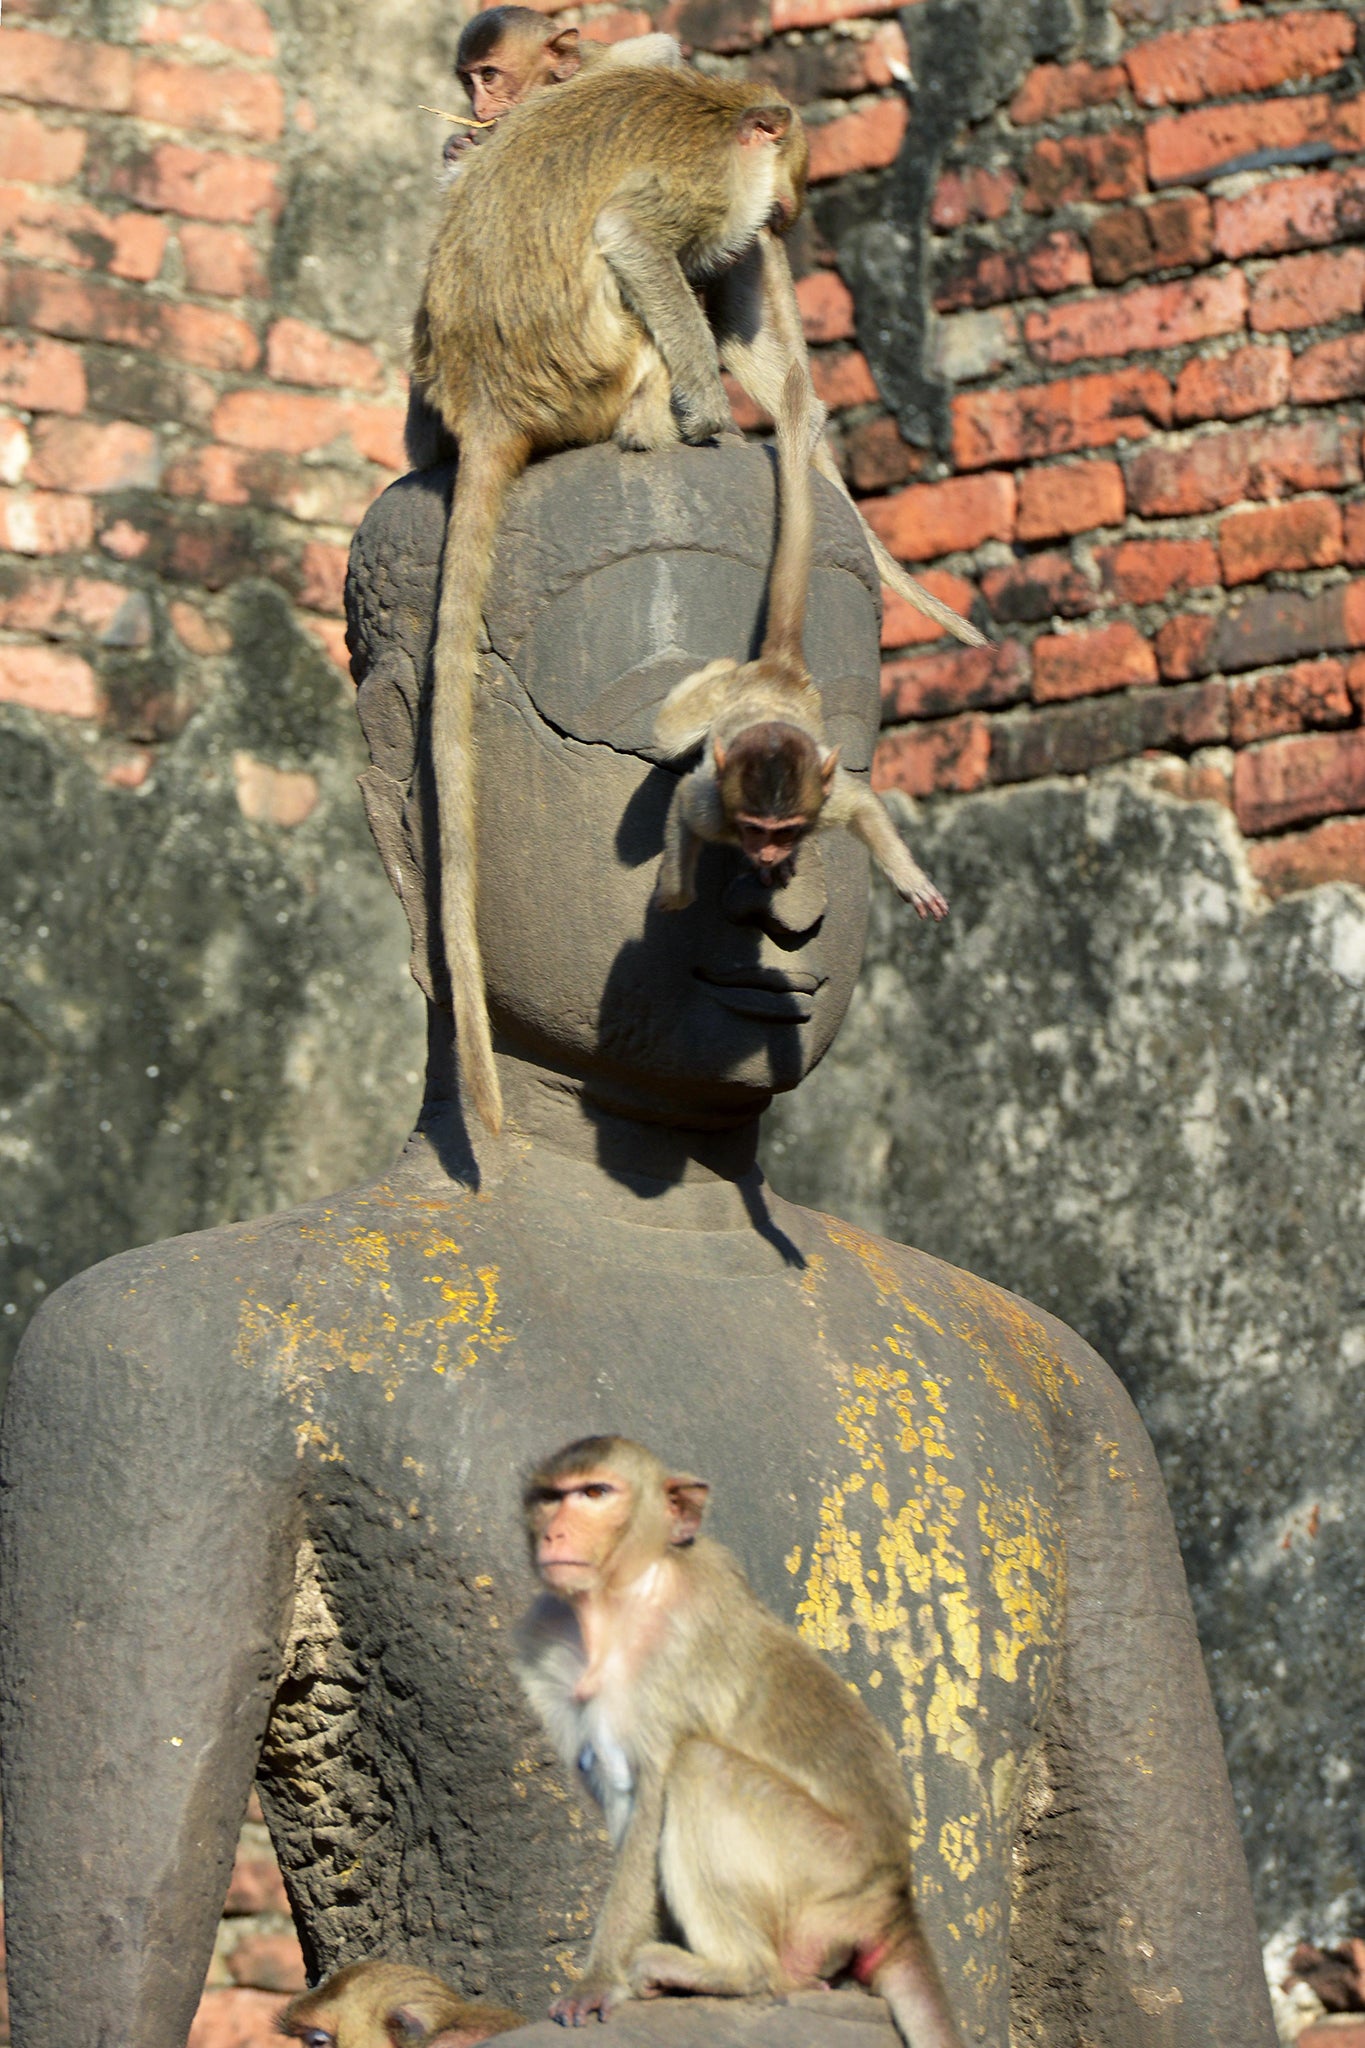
[652,365,948,919]
[275,1960,522,2048]
[514,1435,965,2048]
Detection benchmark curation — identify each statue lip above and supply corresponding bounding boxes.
[693,965,824,1022]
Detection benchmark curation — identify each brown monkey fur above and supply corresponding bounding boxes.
[275,1960,522,2048]
[514,1435,965,2048]
[653,364,948,918]
[409,62,809,1135]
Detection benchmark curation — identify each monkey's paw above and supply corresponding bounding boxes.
[550,1978,631,2026]
[907,880,949,920]
[651,878,694,912]
[673,390,736,445]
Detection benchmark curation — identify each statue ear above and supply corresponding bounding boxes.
[665,1475,709,1545]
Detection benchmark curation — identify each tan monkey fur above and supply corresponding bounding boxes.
[514,1435,965,2048]
[275,1960,522,2048]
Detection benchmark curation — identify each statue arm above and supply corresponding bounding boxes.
[0,1258,298,2048]
[1025,1334,1275,2048]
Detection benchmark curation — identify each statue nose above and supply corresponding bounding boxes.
[721,842,827,940]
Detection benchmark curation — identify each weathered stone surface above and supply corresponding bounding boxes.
[763,771,1365,1959]
[0,585,422,1391]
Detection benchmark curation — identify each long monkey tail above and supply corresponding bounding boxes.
[865,1909,966,2048]
[761,361,817,671]
[431,422,530,1137]
[812,440,986,649]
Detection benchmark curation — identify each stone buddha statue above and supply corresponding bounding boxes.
[0,444,1273,2048]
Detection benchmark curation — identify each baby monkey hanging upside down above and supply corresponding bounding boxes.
[515,1435,965,2048]
[653,366,948,918]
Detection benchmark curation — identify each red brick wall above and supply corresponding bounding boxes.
[0,0,408,781]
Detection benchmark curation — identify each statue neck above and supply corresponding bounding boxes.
[412,1006,771,1232]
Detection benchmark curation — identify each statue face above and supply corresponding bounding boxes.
[473,543,880,1118]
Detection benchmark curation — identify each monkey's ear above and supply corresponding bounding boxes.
[547,23,582,74]
[737,103,792,146]
[712,737,728,773]
[387,2008,429,2046]
[665,1475,709,1545]
[820,745,840,785]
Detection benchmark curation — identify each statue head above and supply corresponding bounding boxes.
[346,442,884,1124]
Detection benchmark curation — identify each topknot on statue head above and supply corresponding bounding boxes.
[344,441,885,1121]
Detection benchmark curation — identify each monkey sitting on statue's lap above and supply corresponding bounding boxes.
[515,1435,964,2048]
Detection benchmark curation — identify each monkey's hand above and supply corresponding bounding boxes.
[550,1977,632,2026]
[904,877,949,920]
[672,378,736,446]
[651,874,695,912]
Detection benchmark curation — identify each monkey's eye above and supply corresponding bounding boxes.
[583,1483,612,1499]
[479,66,500,82]
[299,2032,332,2048]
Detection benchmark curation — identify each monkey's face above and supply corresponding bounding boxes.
[457,24,580,122]
[528,1469,636,1593]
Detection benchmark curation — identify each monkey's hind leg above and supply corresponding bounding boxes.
[825,770,948,920]
[615,348,682,453]
[594,205,734,444]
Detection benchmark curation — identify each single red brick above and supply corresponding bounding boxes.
[1033,620,1157,702]
[807,98,907,183]
[929,165,1017,230]
[0,189,168,281]
[27,418,160,493]
[1291,331,1365,405]
[981,550,1097,622]
[872,713,991,796]
[1344,499,1365,565]
[186,1987,292,2048]
[1126,12,1354,109]
[1249,814,1365,897]
[1229,656,1353,746]
[810,349,879,411]
[212,389,347,453]
[880,570,977,649]
[845,22,912,92]
[1154,611,1217,680]
[1147,92,1349,189]
[935,230,1092,312]
[99,516,152,561]
[1220,497,1343,585]
[1125,418,1361,517]
[130,58,285,144]
[169,597,231,652]
[795,270,854,345]
[952,367,1171,470]
[8,268,260,373]
[988,681,1227,783]
[1016,458,1124,542]
[1234,727,1365,834]
[1024,130,1146,213]
[863,470,1016,562]
[0,332,85,414]
[304,612,350,672]
[0,487,94,554]
[845,415,923,493]
[344,401,407,471]
[660,0,770,54]
[1096,536,1219,605]
[1009,60,1126,124]
[1212,583,1356,676]
[1174,342,1290,423]
[223,1848,290,1918]
[1144,753,1233,808]
[1024,270,1247,368]
[179,220,266,297]
[771,0,898,28]
[1251,246,1365,335]
[0,108,87,184]
[106,141,281,224]
[138,0,277,58]
[0,25,133,112]
[0,572,149,643]
[881,640,1026,720]
[1087,192,1212,285]
[1215,165,1365,260]
[266,317,384,393]
[298,539,348,614]
[581,9,655,42]
[0,641,99,717]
